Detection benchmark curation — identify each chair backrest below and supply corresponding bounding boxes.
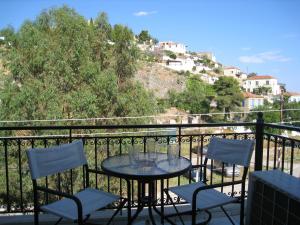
[206,137,255,167]
[27,140,87,180]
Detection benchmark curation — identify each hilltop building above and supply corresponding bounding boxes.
[224,66,241,77]
[243,75,281,96]
[158,41,186,54]
[196,52,217,62]
[284,92,300,103]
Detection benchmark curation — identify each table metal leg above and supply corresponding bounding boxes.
[127,180,166,225]
[161,179,164,225]
[148,181,157,225]
[126,179,131,225]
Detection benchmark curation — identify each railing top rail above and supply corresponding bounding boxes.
[0,132,255,140]
[0,122,256,131]
[264,123,300,132]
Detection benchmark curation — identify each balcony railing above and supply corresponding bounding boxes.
[0,113,299,216]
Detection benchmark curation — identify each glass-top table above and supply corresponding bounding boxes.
[101,152,191,180]
[101,153,192,225]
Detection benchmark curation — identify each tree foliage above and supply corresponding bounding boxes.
[137,30,152,43]
[0,6,156,124]
[253,86,272,95]
[213,76,244,120]
[168,75,215,114]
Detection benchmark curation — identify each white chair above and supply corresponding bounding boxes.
[27,140,127,225]
[164,137,255,225]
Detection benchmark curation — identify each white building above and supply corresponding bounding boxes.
[285,92,300,103]
[164,57,194,72]
[224,66,241,78]
[158,41,186,54]
[197,52,217,62]
[200,74,219,84]
[236,73,247,80]
[242,92,264,110]
[243,75,281,96]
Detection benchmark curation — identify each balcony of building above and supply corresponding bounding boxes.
[0,113,299,225]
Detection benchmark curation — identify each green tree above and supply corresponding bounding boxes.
[164,50,176,59]
[0,26,16,47]
[168,75,215,114]
[0,6,156,124]
[253,86,272,95]
[111,24,138,84]
[137,30,152,43]
[213,76,243,120]
[281,101,300,126]
[94,12,112,38]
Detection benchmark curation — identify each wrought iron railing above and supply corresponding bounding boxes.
[0,114,299,215]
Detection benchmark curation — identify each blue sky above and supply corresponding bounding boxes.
[1,0,300,91]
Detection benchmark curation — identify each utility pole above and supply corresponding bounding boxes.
[280,93,284,123]
[279,85,286,123]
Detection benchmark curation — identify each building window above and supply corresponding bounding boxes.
[256,81,259,85]
[266,80,269,85]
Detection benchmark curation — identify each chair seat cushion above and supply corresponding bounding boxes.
[169,182,237,210]
[41,188,120,220]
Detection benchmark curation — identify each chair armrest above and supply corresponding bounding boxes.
[191,164,206,169]
[36,186,83,220]
[192,180,243,208]
[88,168,130,183]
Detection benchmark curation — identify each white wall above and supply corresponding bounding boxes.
[243,98,264,110]
[243,78,281,95]
[159,42,186,54]
[289,95,300,103]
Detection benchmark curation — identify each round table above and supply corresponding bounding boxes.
[101,153,191,225]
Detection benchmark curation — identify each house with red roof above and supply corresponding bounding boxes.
[243,75,281,96]
[224,66,241,77]
[284,92,300,103]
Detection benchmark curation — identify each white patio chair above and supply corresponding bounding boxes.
[164,137,255,225]
[27,140,127,225]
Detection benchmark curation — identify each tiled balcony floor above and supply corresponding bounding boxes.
[1,203,241,225]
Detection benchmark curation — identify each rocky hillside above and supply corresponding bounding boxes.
[135,62,186,98]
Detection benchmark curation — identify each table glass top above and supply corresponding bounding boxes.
[101,153,191,179]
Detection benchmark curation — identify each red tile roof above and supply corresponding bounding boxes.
[247,75,275,80]
[284,92,300,96]
[224,66,240,70]
[243,92,264,98]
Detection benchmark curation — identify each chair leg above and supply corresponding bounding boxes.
[78,218,84,225]
[164,190,185,225]
[106,198,127,225]
[34,209,39,225]
[197,210,212,225]
[240,197,245,225]
[33,189,39,225]
[240,183,245,225]
[54,218,63,225]
[220,206,235,225]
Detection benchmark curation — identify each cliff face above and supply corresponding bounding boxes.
[135,62,186,98]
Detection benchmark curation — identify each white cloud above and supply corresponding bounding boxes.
[239,55,264,63]
[241,47,251,51]
[239,51,291,64]
[282,33,298,39]
[133,11,157,16]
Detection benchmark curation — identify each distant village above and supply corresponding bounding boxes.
[137,40,300,116]
[1,33,299,124]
